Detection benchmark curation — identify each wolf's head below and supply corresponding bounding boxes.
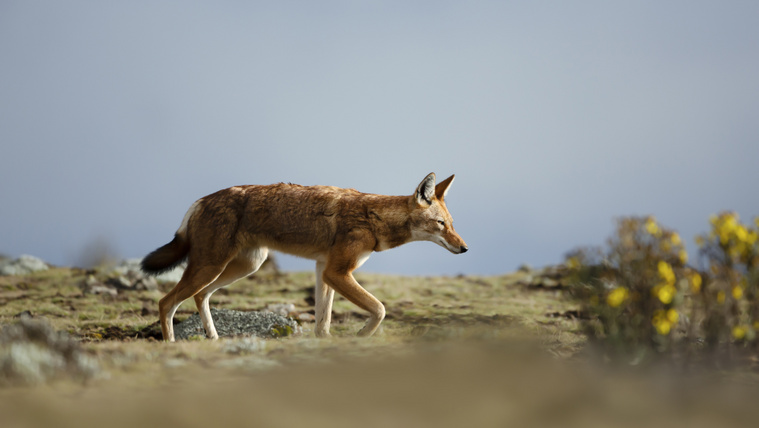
[409,173,468,254]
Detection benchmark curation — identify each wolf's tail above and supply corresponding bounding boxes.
[141,234,190,275]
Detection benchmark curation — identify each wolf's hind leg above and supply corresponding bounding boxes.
[159,264,225,342]
[193,247,268,339]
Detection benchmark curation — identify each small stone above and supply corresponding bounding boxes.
[106,276,133,290]
[265,303,296,316]
[89,285,118,297]
[298,313,316,322]
[134,276,158,291]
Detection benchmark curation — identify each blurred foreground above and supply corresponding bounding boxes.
[2,337,759,428]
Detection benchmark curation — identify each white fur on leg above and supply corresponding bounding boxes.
[314,261,335,337]
[197,293,219,339]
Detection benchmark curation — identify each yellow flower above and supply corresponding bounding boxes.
[678,249,688,264]
[689,272,702,293]
[717,291,726,304]
[654,320,671,335]
[652,311,672,335]
[645,217,661,236]
[747,231,758,246]
[695,235,705,248]
[606,287,629,308]
[735,225,749,243]
[713,213,740,245]
[654,284,676,304]
[666,308,679,324]
[657,261,676,286]
[670,232,682,246]
[719,214,739,244]
[732,326,746,340]
[566,257,581,270]
[732,285,744,300]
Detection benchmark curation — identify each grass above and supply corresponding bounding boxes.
[0,265,582,372]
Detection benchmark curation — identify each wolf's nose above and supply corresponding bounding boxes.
[459,246,468,254]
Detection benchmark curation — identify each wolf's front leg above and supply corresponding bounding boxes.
[323,268,385,337]
[314,261,335,337]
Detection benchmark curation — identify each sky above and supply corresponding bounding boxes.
[1,1,757,276]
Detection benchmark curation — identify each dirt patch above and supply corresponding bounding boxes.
[80,323,164,342]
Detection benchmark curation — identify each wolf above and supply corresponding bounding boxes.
[141,173,467,341]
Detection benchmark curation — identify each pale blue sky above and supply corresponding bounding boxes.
[1,1,757,275]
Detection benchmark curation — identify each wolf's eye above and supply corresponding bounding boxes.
[437,220,445,227]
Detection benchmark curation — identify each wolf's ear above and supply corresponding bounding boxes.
[435,174,455,201]
[414,172,436,206]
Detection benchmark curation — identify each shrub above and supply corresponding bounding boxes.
[694,213,759,353]
[566,213,758,366]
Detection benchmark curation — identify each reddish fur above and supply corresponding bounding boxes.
[143,173,467,341]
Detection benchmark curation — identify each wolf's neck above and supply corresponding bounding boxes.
[364,195,413,251]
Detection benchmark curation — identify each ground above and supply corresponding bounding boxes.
[1,266,758,427]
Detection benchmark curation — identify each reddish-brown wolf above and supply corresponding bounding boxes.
[142,173,467,342]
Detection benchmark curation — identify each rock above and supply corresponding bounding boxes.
[0,255,49,276]
[76,261,162,294]
[298,313,316,322]
[79,275,118,296]
[133,276,158,291]
[265,303,296,317]
[105,276,132,290]
[88,285,118,297]
[173,308,301,340]
[0,318,101,386]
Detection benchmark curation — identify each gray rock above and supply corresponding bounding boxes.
[265,303,296,317]
[0,318,101,386]
[0,255,49,276]
[79,275,118,296]
[85,260,163,293]
[174,308,301,340]
[298,313,316,322]
[133,276,158,291]
[105,275,132,290]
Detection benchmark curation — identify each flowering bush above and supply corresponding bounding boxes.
[694,213,759,351]
[566,213,759,365]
